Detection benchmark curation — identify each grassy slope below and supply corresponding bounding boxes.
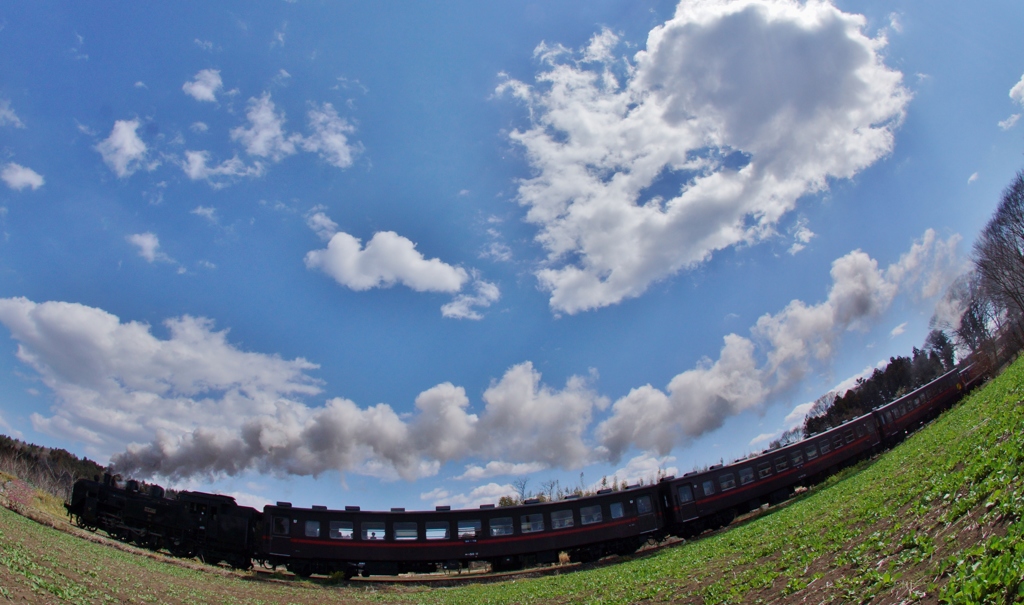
[1,358,1022,604]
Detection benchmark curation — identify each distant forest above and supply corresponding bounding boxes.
[798,332,954,439]
[0,434,105,501]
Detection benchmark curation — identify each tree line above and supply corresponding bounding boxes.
[795,170,1024,441]
[0,434,106,501]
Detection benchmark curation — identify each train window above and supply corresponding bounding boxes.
[791,451,804,465]
[819,440,830,454]
[394,522,418,541]
[833,435,844,449]
[637,495,654,515]
[458,519,482,538]
[702,480,715,496]
[856,424,865,437]
[885,411,893,424]
[805,444,818,460]
[521,513,544,533]
[677,485,695,503]
[489,518,513,537]
[844,429,855,443]
[775,457,789,471]
[329,521,353,539]
[739,468,754,485]
[273,516,290,536]
[304,520,321,538]
[580,505,602,525]
[362,522,385,540]
[757,463,772,479]
[551,510,574,529]
[426,521,450,540]
[719,474,736,491]
[610,502,625,519]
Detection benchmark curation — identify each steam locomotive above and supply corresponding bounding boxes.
[65,364,984,579]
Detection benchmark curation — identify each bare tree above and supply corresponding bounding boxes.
[511,476,530,502]
[539,479,560,501]
[974,171,1024,349]
[933,271,995,357]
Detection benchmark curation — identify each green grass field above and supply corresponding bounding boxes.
[2,358,1023,604]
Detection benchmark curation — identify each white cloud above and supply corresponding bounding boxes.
[597,230,960,461]
[272,22,287,47]
[0,297,323,467]
[887,12,903,34]
[783,402,815,429]
[968,172,980,184]
[95,119,149,178]
[788,219,815,255]
[75,121,96,136]
[890,322,907,337]
[475,363,606,469]
[500,0,909,313]
[183,69,223,102]
[482,242,513,262]
[1002,75,1024,129]
[601,452,678,487]
[441,279,501,320]
[180,150,264,187]
[305,230,469,293]
[127,232,168,263]
[228,94,360,171]
[454,461,548,481]
[301,102,360,168]
[1011,73,1024,105]
[194,39,213,51]
[190,122,209,133]
[420,483,515,509]
[0,99,25,128]
[749,431,780,448]
[305,209,339,241]
[134,81,147,89]
[190,206,217,223]
[0,297,600,482]
[230,93,301,161]
[1,163,44,191]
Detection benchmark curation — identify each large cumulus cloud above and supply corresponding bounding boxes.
[501,0,909,313]
[596,230,960,460]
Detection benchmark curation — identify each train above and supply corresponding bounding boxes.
[64,363,986,580]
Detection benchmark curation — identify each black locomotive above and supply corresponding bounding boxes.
[65,475,260,569]
[65,364,983,579]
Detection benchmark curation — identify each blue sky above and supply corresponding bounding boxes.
[0,0,1022,511]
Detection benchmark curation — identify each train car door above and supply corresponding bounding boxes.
[674,484,699,522]
[635,494,659,534]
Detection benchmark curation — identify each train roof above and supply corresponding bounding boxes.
[263,481,660,516]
